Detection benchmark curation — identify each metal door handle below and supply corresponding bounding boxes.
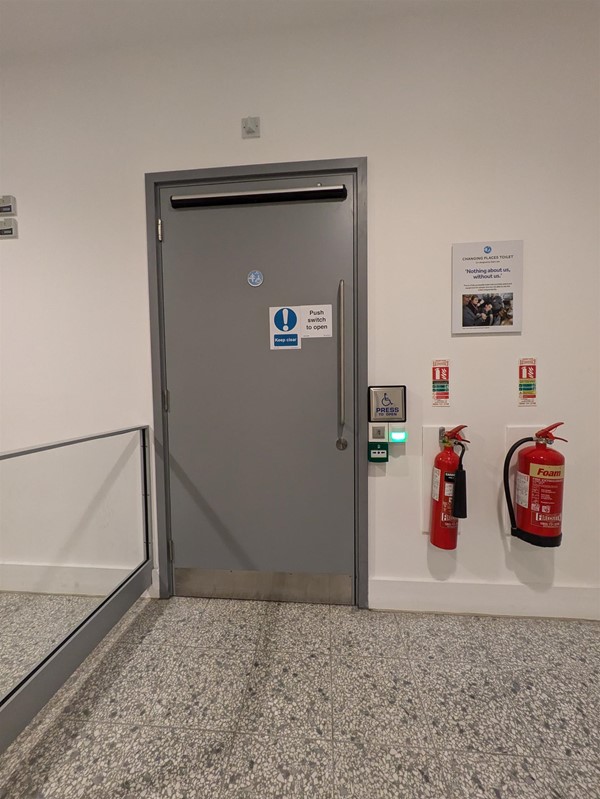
[336,280,348,451]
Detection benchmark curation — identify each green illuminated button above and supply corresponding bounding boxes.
[388,425,408,443]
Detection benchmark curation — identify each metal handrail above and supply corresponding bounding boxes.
[0,425,150,462]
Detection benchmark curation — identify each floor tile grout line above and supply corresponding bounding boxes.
[392,610,458,799]
[328,603,336,799]
[212,601,271,799]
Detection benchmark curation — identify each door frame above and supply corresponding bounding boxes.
[145,158,368,607]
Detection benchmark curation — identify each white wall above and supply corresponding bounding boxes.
[0,432,145,595]
[0,0,598,617]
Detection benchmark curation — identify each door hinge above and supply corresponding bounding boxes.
[167,538,174,562]
[157,218,163,242]
[162,388,170,413]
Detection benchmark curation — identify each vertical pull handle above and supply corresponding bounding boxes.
[336,280,348,451]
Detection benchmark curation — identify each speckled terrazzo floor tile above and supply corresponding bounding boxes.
[80,627,155,677]
[332,655,431,747]
[508,666,600,760]
[64,645,182,725]
[334,739,448,798]
[443,753,546,798]
[221,733,333,798]
[149,648,253,729]
[539,755,600,798]
[238,650,332,739]
[0,593,102,704]
[330,607,406,657]
[413,660,600,760]
[124,597,211,645]
[203,599,270,622]
[477,616,600,671]
[184,599,269,650]
[397,613,498,666]
[442,752,600,798]
[0,721,130,799]
[106,725,232,798]
[260,602,331,653]
[412,661,539,756]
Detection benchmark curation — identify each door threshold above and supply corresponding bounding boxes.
[174,568,353,605]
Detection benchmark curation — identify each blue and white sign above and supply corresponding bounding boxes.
[247,270,264,287]
[269,306,301,350]
[273,307,298,332]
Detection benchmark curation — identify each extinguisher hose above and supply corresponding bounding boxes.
[503,437,534,531]
[452,443,467,519]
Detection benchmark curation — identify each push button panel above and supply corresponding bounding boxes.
[369,423,388,442]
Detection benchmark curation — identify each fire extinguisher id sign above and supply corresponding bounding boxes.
[432,359,450,406]
[519,357,537,406]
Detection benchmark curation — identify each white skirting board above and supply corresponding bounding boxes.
[0,563,133,596]
[369,578,600,621]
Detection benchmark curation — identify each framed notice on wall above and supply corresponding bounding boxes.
[451,240,523,334]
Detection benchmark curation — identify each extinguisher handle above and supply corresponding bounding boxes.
[445,425,470,444]
[535,422,567,443]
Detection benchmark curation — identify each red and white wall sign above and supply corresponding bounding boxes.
[518,357,537,406]
[432,359,450,406]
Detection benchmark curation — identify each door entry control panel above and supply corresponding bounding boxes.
[369,385,406,422]
[368,386,407,462]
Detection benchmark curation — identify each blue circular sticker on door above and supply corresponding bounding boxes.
[247,270,264,287]
[274,307,298,332]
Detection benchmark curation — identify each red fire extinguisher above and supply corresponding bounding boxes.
[430,425,469,550]
[503,422,566,547]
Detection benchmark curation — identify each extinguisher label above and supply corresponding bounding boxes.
[516,471,529,507]
[528,463,564,480]
[432,467,441,501]
[441,474,457,527]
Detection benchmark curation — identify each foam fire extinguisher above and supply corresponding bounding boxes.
[430,425,469,550]
[503,422,566,547]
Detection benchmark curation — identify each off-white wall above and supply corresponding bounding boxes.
[0,432,145,594]
[0,0,598,616]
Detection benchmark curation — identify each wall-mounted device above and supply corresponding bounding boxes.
[367,386,407,462]
[368,442,389,462]
[368,385,406,422]
[430,425,469,550]
[0,196,16,215]
[503,422,566,547]
[0,218,18,238]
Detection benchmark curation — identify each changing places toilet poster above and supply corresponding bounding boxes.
[452,240,523,334]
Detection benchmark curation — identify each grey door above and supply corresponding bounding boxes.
[159,169,358,604]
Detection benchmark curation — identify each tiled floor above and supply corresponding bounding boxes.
[0,598,599,798]
[0,592,102,699]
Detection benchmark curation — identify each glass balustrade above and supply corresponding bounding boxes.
[0,428,151,708]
